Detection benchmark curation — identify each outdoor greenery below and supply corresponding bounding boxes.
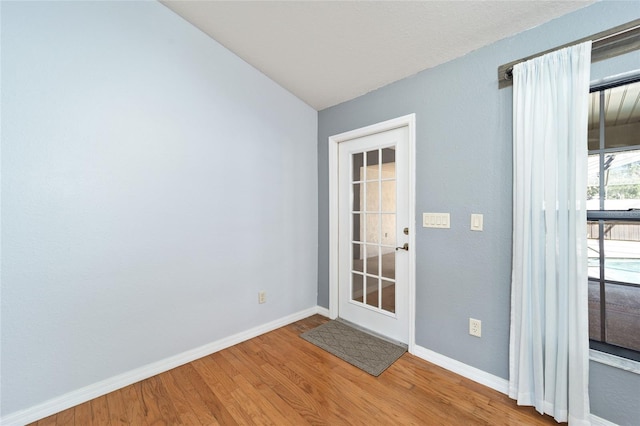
[588,154,640,203]
[587,184,640,201]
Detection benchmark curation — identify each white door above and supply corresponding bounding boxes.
[338,125,410,343]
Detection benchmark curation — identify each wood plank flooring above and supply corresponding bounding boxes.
[31,315,558,425]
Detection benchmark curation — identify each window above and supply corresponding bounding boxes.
[588,77,640,361]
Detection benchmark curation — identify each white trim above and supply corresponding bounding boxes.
[4,310,621,426]
[1,306,320,426]
[411,344,510,394]
[590,349,640,375]
[590,414,620,426]
[407,115,416,352]
[328,131,339,320]
[412,345,621,425]
[316,305,330,318]
[327,114,417,350]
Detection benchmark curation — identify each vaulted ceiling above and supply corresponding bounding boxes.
[161,1,594,110]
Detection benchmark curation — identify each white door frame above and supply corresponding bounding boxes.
[328,113,416,352]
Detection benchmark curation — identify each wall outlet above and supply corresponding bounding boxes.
[258,291,266,304]
[469,318,481,337]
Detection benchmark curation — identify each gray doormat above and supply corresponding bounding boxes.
[300,319,407,376]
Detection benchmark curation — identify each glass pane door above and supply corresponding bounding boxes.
[350,147,396,314]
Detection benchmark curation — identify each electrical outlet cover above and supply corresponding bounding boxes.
[469,318,481,337]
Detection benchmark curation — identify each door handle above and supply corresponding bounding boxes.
[396,243,409,251]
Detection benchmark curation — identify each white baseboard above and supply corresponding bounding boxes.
[315,305,330,317]
[411,345,619,426]
[411,344,509,394]
[590,414,619,426]
[1,306,323,426]
[5,308,618,426]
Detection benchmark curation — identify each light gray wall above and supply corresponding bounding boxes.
[590,360,640,426]
[1,0,317,416]
[317,2,639,425]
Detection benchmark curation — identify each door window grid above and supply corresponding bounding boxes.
[350,147,396,314]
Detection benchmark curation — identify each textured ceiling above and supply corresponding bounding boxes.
[161,1,594,110]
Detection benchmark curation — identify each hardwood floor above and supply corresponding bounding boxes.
[31,315,558,425]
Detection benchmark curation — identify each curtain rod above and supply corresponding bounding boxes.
[498,18,640,89]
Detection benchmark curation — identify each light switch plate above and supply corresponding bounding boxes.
[470,214,483,231]
[423,213,450,229]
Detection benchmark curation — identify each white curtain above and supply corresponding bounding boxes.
[509,41,592,425]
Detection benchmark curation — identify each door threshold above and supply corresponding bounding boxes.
[335,317,408,349]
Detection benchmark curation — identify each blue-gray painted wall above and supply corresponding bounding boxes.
[1,1,317,417]
[317,2,640,425]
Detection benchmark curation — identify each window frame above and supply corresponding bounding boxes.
[587,75,640,362]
